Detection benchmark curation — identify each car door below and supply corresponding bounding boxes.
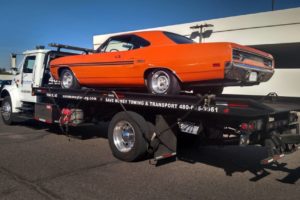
[80,35,145,86]
[72,35,149,86]
[98,36,137,85]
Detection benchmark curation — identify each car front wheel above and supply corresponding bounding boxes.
[60,69,80,89]
[147,69,181,95]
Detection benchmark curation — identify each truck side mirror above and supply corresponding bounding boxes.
[11,53,19,75]
[11,53,17,69]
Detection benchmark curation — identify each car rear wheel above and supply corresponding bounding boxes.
[60,69,80,89]
[147,69,181,95]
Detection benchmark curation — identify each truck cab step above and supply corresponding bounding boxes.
[16,107,34,111]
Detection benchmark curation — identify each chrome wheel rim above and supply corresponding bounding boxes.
[151,71,170,94]
[113,120,135,152]
[2,101,11,121]
[62,71,73,89]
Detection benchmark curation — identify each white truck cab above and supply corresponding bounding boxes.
[0,44,91,125]
[0,46,66,125]
[1,49,50,112]
[16,49,50,102]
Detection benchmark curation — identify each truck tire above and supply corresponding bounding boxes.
[108,111,149,162]
[1,96,15,125]
[60,69,80,89]
[147,69,181,95]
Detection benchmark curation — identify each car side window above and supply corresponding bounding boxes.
[23,56,36,73]
[131,35,150,48]
[100,35,150,53]
[104,37,134,52]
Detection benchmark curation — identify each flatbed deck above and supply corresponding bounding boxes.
[33,87,300,118]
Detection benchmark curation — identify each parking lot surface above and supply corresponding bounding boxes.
[0,118,299,200]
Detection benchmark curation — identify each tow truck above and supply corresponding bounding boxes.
[1,44,300,164]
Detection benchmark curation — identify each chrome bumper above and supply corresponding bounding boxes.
[225,62,274,83]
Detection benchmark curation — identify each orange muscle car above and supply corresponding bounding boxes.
[50,31,274,94]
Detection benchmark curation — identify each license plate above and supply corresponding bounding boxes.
[249,72,258,82]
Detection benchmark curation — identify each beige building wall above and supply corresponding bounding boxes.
[0,75,13,80]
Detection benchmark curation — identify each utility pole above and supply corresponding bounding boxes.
[190,24,214,43]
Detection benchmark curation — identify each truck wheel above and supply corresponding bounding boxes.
[60,69,80,89]
[108,111,149,162]
[147,69,181,95]
[1,96,15,125]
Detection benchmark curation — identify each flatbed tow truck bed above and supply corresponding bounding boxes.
[32,87,300,164]
[33,87,300,118]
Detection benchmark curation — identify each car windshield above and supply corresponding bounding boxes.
[163,31,195,44]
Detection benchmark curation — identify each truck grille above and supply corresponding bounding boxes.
[233,49,273,68]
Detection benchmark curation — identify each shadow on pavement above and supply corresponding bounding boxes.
[7,119,300,184]
[177,143,300,184]
[11,119,109,140]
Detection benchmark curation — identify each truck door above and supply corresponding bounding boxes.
[20,55,36,102]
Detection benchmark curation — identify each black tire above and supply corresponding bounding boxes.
[193,86,223,95]
[108,111,149,162]
[60,69,80,89]
[1,96,15,125]
[146,69,181,95]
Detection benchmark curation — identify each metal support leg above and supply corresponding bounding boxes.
[153,115,177,165]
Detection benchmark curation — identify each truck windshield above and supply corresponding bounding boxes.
[163,31,195,44]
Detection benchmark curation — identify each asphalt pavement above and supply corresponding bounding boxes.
[0,117,299,200]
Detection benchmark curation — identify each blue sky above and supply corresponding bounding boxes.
[0,0,300,69]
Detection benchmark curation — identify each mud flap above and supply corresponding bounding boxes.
[153,115,177,165]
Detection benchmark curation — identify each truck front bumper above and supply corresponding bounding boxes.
[225,62,274,83]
